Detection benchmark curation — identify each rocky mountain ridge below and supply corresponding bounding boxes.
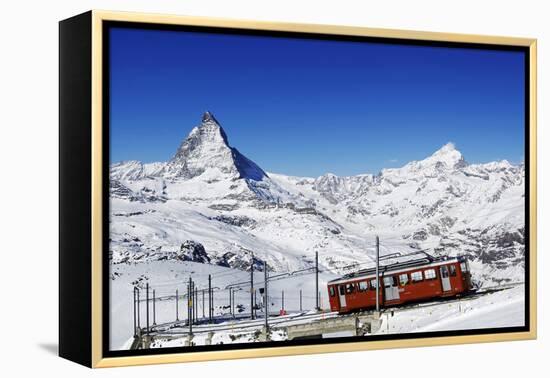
[109,112,526,284]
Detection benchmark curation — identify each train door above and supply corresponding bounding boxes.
[338,284,347,308]
[383,276,400,301]
[440,265,451,292]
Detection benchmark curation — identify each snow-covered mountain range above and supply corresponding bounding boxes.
[110,112,525,285]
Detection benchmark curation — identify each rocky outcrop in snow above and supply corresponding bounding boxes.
[178,240,211,263]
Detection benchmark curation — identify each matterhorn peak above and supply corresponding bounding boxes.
[162,112,267,181]
[201,111,220,125]
[193,111,229,145]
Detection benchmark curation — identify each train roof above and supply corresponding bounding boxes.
[328,251,466,285]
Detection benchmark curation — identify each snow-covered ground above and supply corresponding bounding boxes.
[110,260,336,350]
[111,258,525,350]
[376,285,525,335]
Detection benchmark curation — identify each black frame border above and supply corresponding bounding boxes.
[59,11,93,367]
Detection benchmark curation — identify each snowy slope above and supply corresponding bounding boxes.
[375,285,525,334]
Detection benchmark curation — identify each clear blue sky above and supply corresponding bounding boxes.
[109,27,525,177]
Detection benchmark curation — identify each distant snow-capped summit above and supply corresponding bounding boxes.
[383,142,467,177]
[424,142,467,169]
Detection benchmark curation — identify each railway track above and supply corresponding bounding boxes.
[138,282,523,339]
[151,310,339,336]
[377,281,523,315]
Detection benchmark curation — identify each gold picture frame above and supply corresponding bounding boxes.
[59,10,537,368]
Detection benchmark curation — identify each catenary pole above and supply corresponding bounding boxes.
[137,288,141,329]
[191,277,193,334]
[232,289,235,318]
[133,287,137,336]
[176,289,179,321]
[264,261,269,332]
[250,254,254,319]
[194,285,198,323]
[153,289,156,326]
[208,274,212,323]
[229,288,233,316]
[315,251,319,310]
[376,235,380,312]
[192,281,196,325]
[146,283,149,334]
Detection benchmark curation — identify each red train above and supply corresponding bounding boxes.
[327,251,473,314]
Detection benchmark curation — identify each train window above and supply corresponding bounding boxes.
[346,283,354,294]
[424,269,436,280]
[359,281,368,291]
[339,285,345,295]
[411,271,423,282]
[399,273,409,286]
[383,276,396,287]
[370,279,378,289]
[461,261,470,272]
[329,286,335,297]
[449,265,457,276]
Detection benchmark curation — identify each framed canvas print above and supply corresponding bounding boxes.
[59,10,537,368]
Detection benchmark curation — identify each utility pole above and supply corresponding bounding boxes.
[232,289,235,318]
[299,289,302,312]
[176,289,179,321]
[208,274,212,323]
[250,253,254,320]
[264,261,269,333]
[211,286,214,320]
[188,277,193,334]
[254,289,257,318]
[133,287,137,336]
[376,235,380,313]
[192,281,196,325]
[229,288,232,317]
[136,288,141,329]
[193,284,199,323]
[315,251,319,311]
[192,280,194,324]
[145,283,150,335]
[196,286,199,322]
[153,289,156,326]
[137,289,141,331]
[202,289,205,319]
